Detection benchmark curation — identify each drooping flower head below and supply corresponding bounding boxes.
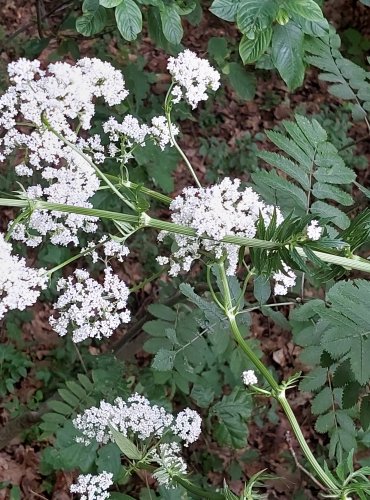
[167,50,220,108]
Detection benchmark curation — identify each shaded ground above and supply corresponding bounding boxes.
[0,0,370,498]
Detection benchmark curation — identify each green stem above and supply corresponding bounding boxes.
[217,261,339,494]
[165,84,202,188]
[103,173,171,204]
[172,475,224,499]
[1,197,370,274]
[43,119,136,212]
[46,243,104,276]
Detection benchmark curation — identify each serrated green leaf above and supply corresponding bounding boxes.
[147,304,177,321]
[272,22,305,90]
[342,382,361,409]
[77,373,94,391]
[311,201,350,230]
[209,0,240,22]
[333,359,354,388]
[96,443,122,478]
[109,426,142,459]
[115,0,142,41]
[239,28,272,64]
[253,275,271,304]
[257,150,310,189]
[299,366,327,392]
[312,183,353,206]
[311,387,333,415]
[315,412,336,433]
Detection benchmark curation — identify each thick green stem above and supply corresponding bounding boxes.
[217,261,339,494]
[1,197,370,274]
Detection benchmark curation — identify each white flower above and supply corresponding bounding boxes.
[307,220,322,241]
[73,393,201,449]
[151,443,187,488]
[242,370,258,386]
[0,57,128,247]
[273,264,296,296]
[158,177,283,276]
[167,50,220,108]
[172,408,202,446]
[103,240,129,262]
[103,115,149,146]
[70,472,113,500]
[0,233,47,319]
[49,267,130,343]
[149,116,179,150]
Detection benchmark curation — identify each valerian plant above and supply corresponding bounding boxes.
[0,47,370,500]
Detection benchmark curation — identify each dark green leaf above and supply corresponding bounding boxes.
[160,5,183,45]
[115,0,142,41]
[209,0,240,22]
[239,28,272,64]
[272,23,305,90]
[226,62,256,100]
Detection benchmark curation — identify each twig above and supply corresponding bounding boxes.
[285,430,327,491]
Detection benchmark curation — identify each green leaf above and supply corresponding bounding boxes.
[77,373,94,391]
[237,0,278,34]
[253,275,271,304]
[239,28,272,64]
[148,304,177,321]
[152,348,176,371]
[160,5,183,45]
[99,0,122,6]
[284,0,324,21]
[209,0,240,22]
[65,380,88,400]
[342,382,361,409]
[76,7,107,35]
[109,426,142,460]
[311,387,333,415]
[319,280,370,385]
[58,388,80,407]
[191,383,215,407]
[226,62,256,100]
[48,400,73,415]
[82,0,100,12]
[115,0,142,41]
[360,395,370,430]
[312,183,353,206]
[315,412,336,433]
[96,443,122,478]
[299,366,327,392]
[208,37,229,65]
[272,22,305,90]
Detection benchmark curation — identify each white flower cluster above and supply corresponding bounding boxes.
[167,49,221,108]
[70,472,113,500]
[73,393,201,448]
[157,177,283,276]
[151,443,187,487]
[82,237,130,263]
[242,370,258,386]
[0,233,47,319]
[307,220,322,241]
[49,267,130,343]
[0,57,128,246]
[273,263,297,296]
[103,114,179,162]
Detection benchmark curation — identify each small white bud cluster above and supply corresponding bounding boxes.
[167,50,221,108]
[70,471,113,500]
[157,177,283,276]
[242,370,258,386]
[151,443,187,487]
[0,233,47,319]
[49,267,130,343]
[273,263,297,296]
[307,220,323,241]
[73,393,201,448]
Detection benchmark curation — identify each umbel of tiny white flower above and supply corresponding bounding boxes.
[0,233,47,320]
[167,49,221,108]
[73,393,201,447]
[242,370,258,386]
[0,57,128,247]
[70,471,113,500]
[307,220,323,241]
[49,267,130,343]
